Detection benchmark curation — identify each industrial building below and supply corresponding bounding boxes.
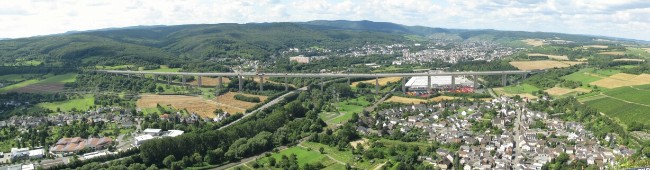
[405,75,475,92]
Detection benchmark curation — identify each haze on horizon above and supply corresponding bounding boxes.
[1,0,649,41]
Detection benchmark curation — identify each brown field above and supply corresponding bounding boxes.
[212,92,268,109]
[136,92,268,118]
[521,39,545,46]
[509,60,584,70]
[590,73,650,88]
[350,138,369,149]
[527,53,569,60]
[599,51,626,56]
[189,76,231,86]
[544,87,591,96]
[9,83,65,93]
[643,48,650,53]
[613,58,644,62]
[384,96,490,104]
[493,88,539,99]
[351,77,402,87]
[582,45,609,49]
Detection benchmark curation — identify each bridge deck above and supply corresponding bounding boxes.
[98,70,534,78]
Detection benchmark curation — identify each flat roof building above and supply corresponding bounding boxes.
[143,128,162,136]
[405,76,475,91]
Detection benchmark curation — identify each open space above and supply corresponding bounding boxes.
[582,45,609,49]
[137,94,253,118]
[544,87,590,96]
[322,96,371,126]
[189,76,231,86]
[589,73,650,88]
[509,60,584,70]
[521,39,545,46]
[351,77,402,87]
[527,53,569,60]
[37,94,95,112]
[598,51,626,56]
[502,83,540,94]
[213,92,268,109]
[0,73,76,93]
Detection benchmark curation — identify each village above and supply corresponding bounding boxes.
[362,96,633,169]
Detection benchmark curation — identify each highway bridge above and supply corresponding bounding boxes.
[98,70,538,93]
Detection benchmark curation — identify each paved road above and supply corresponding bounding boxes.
[513,104,524,165]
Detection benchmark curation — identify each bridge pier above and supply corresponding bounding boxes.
[402,77,406,94]
[167,75,171,85]
[153,75,158,82]
[451,76,456,92]
[197,76,202,87]
[502,74,507,86]
[375,77,380,94]
[284,77,288,91]
[127,73,130,79]
[141,74,145,79]
[182,75,186,86]
[522,73,527,79]
[473,75,478,91]
[347,77,351,85]
[259,75,264,91]
[427,76,432,90]
[238,75,243,92]
[218,76,223,88]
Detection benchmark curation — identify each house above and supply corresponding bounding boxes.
[50,137,113,154]
[10,148,44,160]
[134,135,155,146]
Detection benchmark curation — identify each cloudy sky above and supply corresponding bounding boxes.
[1,0,649,40]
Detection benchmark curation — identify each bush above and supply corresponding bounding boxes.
[234,94,261,103]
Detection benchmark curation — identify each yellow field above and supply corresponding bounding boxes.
[643,48,650,53]
[590,73,650,88]
[509,60,584,70]
[599,51,626,56]
[137,92,268,118]
[384,96,490,104]
[350,138,369,149]
[613,58,644,62]
[582,45,609,49]
[521,39,544,46]
[544,87,591,96]
[527,53,569,60]
[351,77,402,87]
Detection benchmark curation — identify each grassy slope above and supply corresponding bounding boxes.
[0,74,36,82]
[37,94,95,112]
[502,83,540,94]
[327,96,371,125]
[0,73,76,92]
[603,86,650,105]
[584,97,650,126]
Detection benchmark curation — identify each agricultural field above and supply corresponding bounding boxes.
[502,83,540,94]
[602,86,650,106]
[493,88,538,99]
[582,45,609,49]
[143,65,181,72]
[521,39,545,46]
[584,97,650,127]
[598,51,626,56]
[613,58,645,62]
[351,77,402,87]
[589,73,650,89]
[561,71,602,84]
[138,94,249,118]
[527,53,569,60]
[0,74,37,82]
[509,60,584,70]
[95,65,135,70]
[189,76,231,86]
[37,94,95,112]
[626,47,650,58]
[544,87,590,96]
[0,73,76,93]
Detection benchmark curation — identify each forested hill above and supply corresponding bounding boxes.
[0,20,621,69]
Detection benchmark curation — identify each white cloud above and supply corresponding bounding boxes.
[0,0,649,40]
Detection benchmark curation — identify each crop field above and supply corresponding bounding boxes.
[0,73,76,93]
[137,94,257,118]
[493,88,539,99]
[544,87,590,96]
[582,45,609,49]
[502,83,540,94]
[561,71,602,84]
[37,94,95,112]
[189,76,231,86]
[626,48,650,58]
[527,53,569,60]
[521,39,544,46]
[351,77,402,87]
[613,58,645,62]
[509,60,584,70]
[602,86,650,105]
[584,97,650,127]
[598,51,626,56]
[590,73,650,88]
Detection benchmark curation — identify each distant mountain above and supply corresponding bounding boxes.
[0,20,639,68]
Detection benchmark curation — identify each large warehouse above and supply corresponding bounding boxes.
[405,75,475,92]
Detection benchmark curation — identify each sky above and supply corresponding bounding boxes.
[1,0,649,40]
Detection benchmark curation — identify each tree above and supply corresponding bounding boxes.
[319,147,325,154]
[163,155,176,168]
[268,157,277,167]
[145,164,159,170]
[191,153,203,166]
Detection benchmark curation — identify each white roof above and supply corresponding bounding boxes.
[21,164,35,170]
[134,135,155,141]
[143,128,162,133]
[163,130,184,137]
[28,149,43,156]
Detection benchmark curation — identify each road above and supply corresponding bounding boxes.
[513,103,524,165]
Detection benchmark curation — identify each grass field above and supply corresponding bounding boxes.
[301,142,385,169]
[590,73,650,89]
[0,74,36,82]
[37,94,95,112]
[0,79,40,92]
[527,53,569,60]
[598,51,626,56]
[544,87,590,96]
[324,96,371,126]
[521,39,544,46]
[602,86,650,105]
[509,60,584,70]
[0,73,76,93]
[502,83,540,94]
[561,72,602,84]
[351,77,402,87]
[247,146,339,169]
[138,94,237,118]
[626,48,650,58]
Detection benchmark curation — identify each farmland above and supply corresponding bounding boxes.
[509,60,584,70]
[0,74,37,82]
[0,73,76,93]
[582,45,609,49]
[213,92,268,109]
[502,83,540,94]
[584,97,650,127]
[602,86,650,105]
[351,77,402,87]
[544,87,590,96]
[521,39,545,46]
[599,51,626,56]
[589,73,650,89]
[189,76,231,86]
[527,53,569,60]
[138,94,247,118]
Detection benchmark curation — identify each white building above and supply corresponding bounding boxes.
[134,135,155,146]
[163,130,184,138]
[10,148,44,161]
[143,128,162,136]
[405,75,475,91]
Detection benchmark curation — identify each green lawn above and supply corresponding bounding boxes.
[0,79,40,92]
[634,84,650,90]
[246,146,338,169]
[502,83,540,94]
[561,71,602,84]
[626,48,650,58]
[326,96,371,125]
[37,94,95,112]
[301,142,385,169]
[39,73,77,83]
[591,69,621,77]
[143,65,181,72]
[584,97,650,127]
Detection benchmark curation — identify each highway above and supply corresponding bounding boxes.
[98,70,535,78]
